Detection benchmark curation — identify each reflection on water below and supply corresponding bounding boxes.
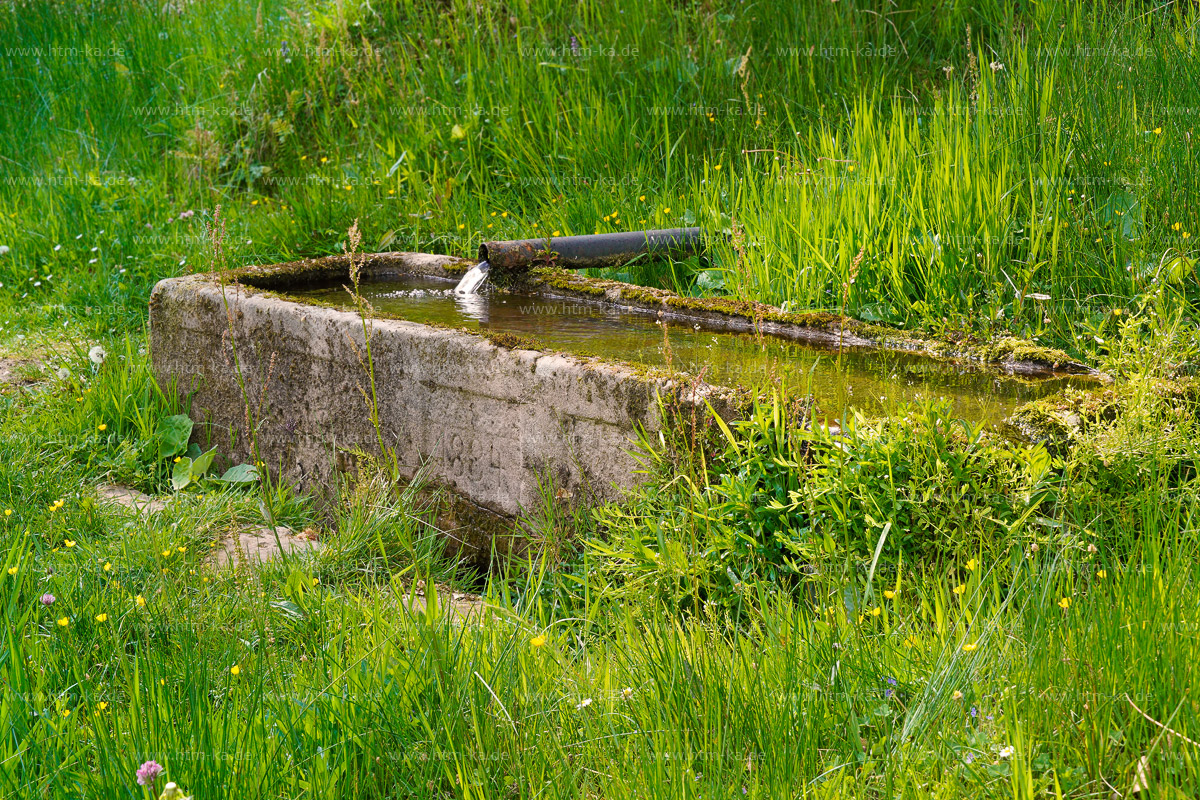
[285,275,1089,427]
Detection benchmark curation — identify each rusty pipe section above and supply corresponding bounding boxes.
[479,227,704,271]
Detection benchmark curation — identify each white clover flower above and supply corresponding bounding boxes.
[88,345,107,365]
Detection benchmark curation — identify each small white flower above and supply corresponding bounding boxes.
[88,345,107,365]
[990,61,1005,71]
[999,745,1015,759]
[575,698,593,710]
[0,245,9,256]
[54,244,62,251]
[621,687,633,700]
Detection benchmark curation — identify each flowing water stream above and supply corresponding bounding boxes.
[287,275,1090,427]
[454,260,490,294]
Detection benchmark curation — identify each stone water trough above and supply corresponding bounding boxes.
[150,251,1095,555]
[149,253,736,527]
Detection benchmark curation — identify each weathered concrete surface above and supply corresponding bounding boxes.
[150,253,730,556]
[208,525,322,569]
[97,484,168,515]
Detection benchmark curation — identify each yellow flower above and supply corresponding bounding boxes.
[64,540,75,548]
[177,546,186,553]
[161,550,171,558]
[311,578,319,586]
[97,702,108,711]
[952,690,964,700]
[103,563,112,572]
[1058,596,1071,609]
[136,595,146,607]
[457,224,465,230]
[6,566,15,575]
[530,634,547,648]
[961,642,977,652]
[551,230,561,237]
[953,584,966,596]
[1154,127,1162,134]
[94,613,108,622]
[714,163,722,170]
[883,590,896,600]
[3,509,11,516]
[97,424,107,431]
[869,606,881,617]
[173,456,181,463]
[57,617,69,627]
[1173,222,1183,231]
[230,665,241,675]
[638,195,646,201]
[966,558,977,571]
[1184,232,1192,240]
[61,709,70,718]
[1096,570,1107,579]
[663,207,671,214]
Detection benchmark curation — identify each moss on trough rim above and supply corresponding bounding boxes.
[180,251,1100,382]
[519,267,1098,378]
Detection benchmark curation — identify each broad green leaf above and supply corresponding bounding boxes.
[214,464,259,485]
[156,415,193,459]
[171,457,193,492]
[191,447,217,479]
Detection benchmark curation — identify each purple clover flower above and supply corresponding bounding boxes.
[40,594,55,606]
[136,761,163,787]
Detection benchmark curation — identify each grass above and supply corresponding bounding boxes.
[5,0,1200,797]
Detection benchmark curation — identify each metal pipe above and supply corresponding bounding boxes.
[479,227,704,271]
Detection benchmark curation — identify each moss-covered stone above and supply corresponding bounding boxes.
[518,266,1096,378]
[482,331,541,351]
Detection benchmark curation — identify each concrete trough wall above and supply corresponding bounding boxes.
[150,253,728,527]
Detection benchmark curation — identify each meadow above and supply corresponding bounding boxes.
[4,0,1200,797]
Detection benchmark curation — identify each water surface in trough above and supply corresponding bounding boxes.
[286,275,1089,427]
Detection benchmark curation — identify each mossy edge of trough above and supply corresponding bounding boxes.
[999,377,1200,454]
[513,266,1098,379]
